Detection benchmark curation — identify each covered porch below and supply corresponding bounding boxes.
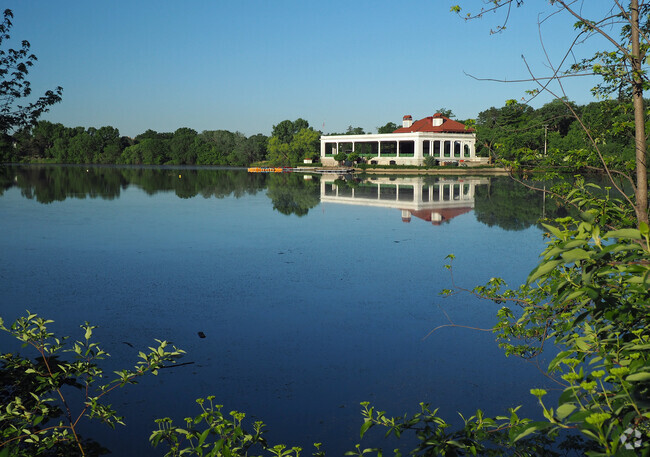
[320,132,479,166]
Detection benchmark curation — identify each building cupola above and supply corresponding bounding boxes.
[402,115,413,128]
[432,113,444,127]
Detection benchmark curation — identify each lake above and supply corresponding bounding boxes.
[0,165,560,456]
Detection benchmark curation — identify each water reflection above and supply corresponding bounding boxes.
[321,175,489,226]
[1,165,568,230]
[0,165,267,203]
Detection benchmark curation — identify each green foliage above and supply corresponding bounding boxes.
[150,396,319,457]
[376,122,398,134]
[333,151,347,163]
[423,155,437,168]
[9,123,269,167]
[267,119,320,166]
[435,180,650,455]
[475,98,642,170]
[348,152,360,163]
[435,107,455,118]
[265,172,320,216]
[345,126,365,135]
[0,9,62,136]
[272,119,309,145]
[0,312,184,456]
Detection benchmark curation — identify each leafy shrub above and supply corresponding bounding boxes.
[0,312,184,456]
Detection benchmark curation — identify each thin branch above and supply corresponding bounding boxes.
[520,55,638,210]
[422,323,493,341]
[463,70,594,84]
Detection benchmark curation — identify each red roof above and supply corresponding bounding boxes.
[394,113,474,133]
[403,207,473,225]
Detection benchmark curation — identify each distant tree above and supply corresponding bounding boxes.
[199,130,240,165]
[135,129,172,141]
[223,132,248,166]
[268,119,319,165]
[271,118,309,144]
[266,136,292,165]
[92,126,122,163]
[345,126,365,135]
[119,138,170,165]
[31,121,66,158]
[535,98,577,137]
[377,122,398,133]
[291,128,320,161]
[436,107,455,118]
[242,133,268,164]
[169,127,198,164]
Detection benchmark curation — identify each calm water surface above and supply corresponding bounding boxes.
[0,166,559,456]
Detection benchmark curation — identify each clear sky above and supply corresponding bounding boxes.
[5,1,609,137]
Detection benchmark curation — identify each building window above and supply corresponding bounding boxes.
[399,141,415,157]
[324,143,336,156]
[433,141,441,157]
[380,141,397,157]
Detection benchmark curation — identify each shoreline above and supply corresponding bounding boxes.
[351,166,511,175]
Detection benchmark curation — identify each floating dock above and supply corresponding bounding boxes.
[248,167,354,174]
[247,167,293,173]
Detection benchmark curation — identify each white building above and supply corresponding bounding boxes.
[320,114,486,166]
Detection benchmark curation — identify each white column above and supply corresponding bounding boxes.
[415,139,423,161]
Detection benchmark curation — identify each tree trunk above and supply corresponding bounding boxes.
[630,0,649,225]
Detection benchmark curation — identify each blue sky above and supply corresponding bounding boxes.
[6,1,608,137]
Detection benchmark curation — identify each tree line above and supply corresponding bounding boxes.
[0,117,325,167]
[474,97,644,171]
[1,98,644,171]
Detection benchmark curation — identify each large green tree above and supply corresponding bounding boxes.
[0,9,62,158]
[267,119,320,165]
[454,0,649,225]
[376,121,398,133]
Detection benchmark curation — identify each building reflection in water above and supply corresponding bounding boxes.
[320,175,489,225]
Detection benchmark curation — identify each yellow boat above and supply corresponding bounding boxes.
[247,167,292,173]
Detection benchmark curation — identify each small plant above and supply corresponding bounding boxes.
[0,312,184,456]
[423,156,438,168]
[151,396,323,457]
[333,151,347,164]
